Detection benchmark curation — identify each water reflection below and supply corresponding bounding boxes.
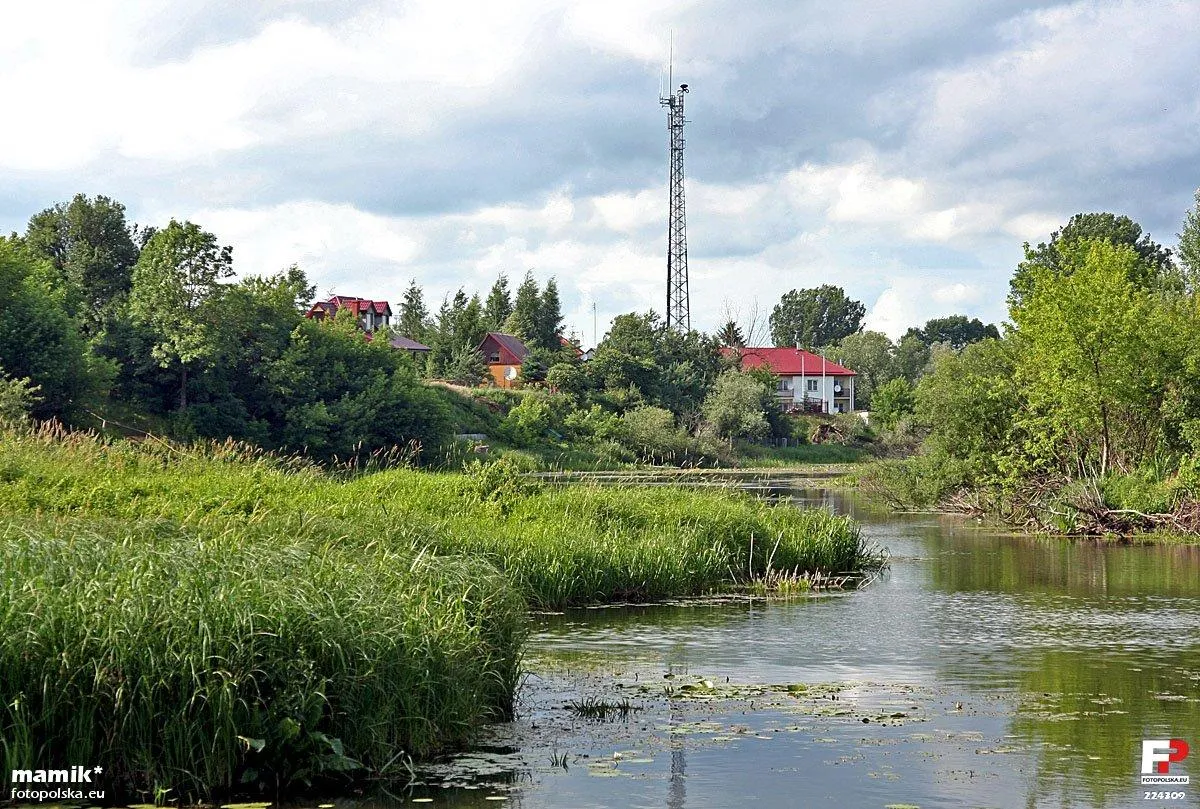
[399,480,1200,808]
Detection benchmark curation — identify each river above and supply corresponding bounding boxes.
[387,482,1200,809]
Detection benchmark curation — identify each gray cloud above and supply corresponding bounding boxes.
[2,0,1198,338]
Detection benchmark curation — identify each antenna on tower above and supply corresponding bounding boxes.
[659,37,690,332]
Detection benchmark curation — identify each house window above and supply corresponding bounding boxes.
[489,353,501,363]
[776,378,792,392]
[806,379,819,393]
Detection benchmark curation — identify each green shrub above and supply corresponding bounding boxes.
[1099,472,1178,514]
[498,395,553,445]
[619,406,688,462]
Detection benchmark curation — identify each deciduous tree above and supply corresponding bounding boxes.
[769,285,865,348]
[129,220,233,411]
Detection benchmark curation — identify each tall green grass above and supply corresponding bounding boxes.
[0,427,872,799]
[0,515,523,800]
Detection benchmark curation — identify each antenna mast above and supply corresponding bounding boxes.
[660,49,690,332]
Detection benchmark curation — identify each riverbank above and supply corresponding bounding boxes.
[0,427,876,801]
[853,458,1200,545]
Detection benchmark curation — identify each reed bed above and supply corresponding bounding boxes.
[0,516,523,800]
[0,427,873,798]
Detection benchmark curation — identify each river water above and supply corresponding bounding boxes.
[392,483,1200,809]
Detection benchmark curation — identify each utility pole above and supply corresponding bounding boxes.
[661,75,690,332]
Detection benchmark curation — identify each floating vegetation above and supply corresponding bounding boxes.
[566,697,642,721]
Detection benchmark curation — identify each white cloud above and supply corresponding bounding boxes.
[2,0,1197,345]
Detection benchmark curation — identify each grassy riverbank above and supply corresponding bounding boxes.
[0,428,873,800]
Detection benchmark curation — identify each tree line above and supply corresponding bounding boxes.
[3,190,1042,467]
[864,197,1200,534]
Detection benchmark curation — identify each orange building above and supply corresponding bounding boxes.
[477,332,529,388]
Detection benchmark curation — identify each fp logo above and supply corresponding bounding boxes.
[1141,739,1190,785]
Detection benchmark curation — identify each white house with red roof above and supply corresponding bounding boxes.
[724,347,857,414]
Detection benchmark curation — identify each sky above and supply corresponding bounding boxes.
[3,0,1199,344]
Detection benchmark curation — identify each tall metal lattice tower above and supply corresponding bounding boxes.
[661,81,690,331]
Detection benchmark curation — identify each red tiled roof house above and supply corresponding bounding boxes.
[477,332,529,388]
[724,347,857,414]
[305,296,392,333]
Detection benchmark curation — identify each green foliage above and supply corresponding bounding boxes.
[587,312,720,419]
[483,274,513,331]
[1099,471,1178,515]
[894,332,933,383]
[396,278,430,342]
[546,362,586,396]
[0,239,103,421]
[0,494,523,798]
[536,278,564,351]
[24,193,139,337]
[503,271,542,344]
[1010,212,1175,307]
[499,395,553,445]
[0,420,879,797]
[444,345,487,386]
[904,315,1000,350]
[1009,239,1175,476]
[461,455,540,508]
[519,347,556,383]
[562,403,622,442]
[870,378,916,431]
[913,338,1018,483]
[129,220,234,410]
[1179,188,1200,294]
[716,319,745,347]
[830,330,896,408]
[702,369,770,441]
[768,285,865,348]
[269,317,452,462]
[0,374,41,426]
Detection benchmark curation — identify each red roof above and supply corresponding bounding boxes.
[478,332,529,365]
[723,346,856,376]
[305,295,392,320]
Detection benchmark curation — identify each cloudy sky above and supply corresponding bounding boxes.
[3,0,1198,343]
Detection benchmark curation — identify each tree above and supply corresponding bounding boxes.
[914,338,1018,481]
[520,348,556,384]
[179,267,312,442]
[546,362,586,397]
[24,194,139,337]
[716,319,745,348]
[503,271,541,343]
[397,279,430,341]
[535,278,564,351]
[1010,212,1175,306]
[455,293,486,351]
[268,316,451,461]
[129,220,233,411]
[1178,188,1200,294]
[483,274,513,332]
[444,346,487,386]
[870,378,916,430]
[830,331,895,408]
[769,285,865,348]
[702,369,770,441]
[0,374,41,426]
[905,315,999,350]
[1009,239,1176,475]
[894,333,932,383]
[0,239,103,421]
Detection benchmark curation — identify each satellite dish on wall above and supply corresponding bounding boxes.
[505,367,518,380]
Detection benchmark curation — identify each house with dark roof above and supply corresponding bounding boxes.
[723,346,857,414]
[389,334,432,362]
[477,332,529,388]
[305,296,392,332]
